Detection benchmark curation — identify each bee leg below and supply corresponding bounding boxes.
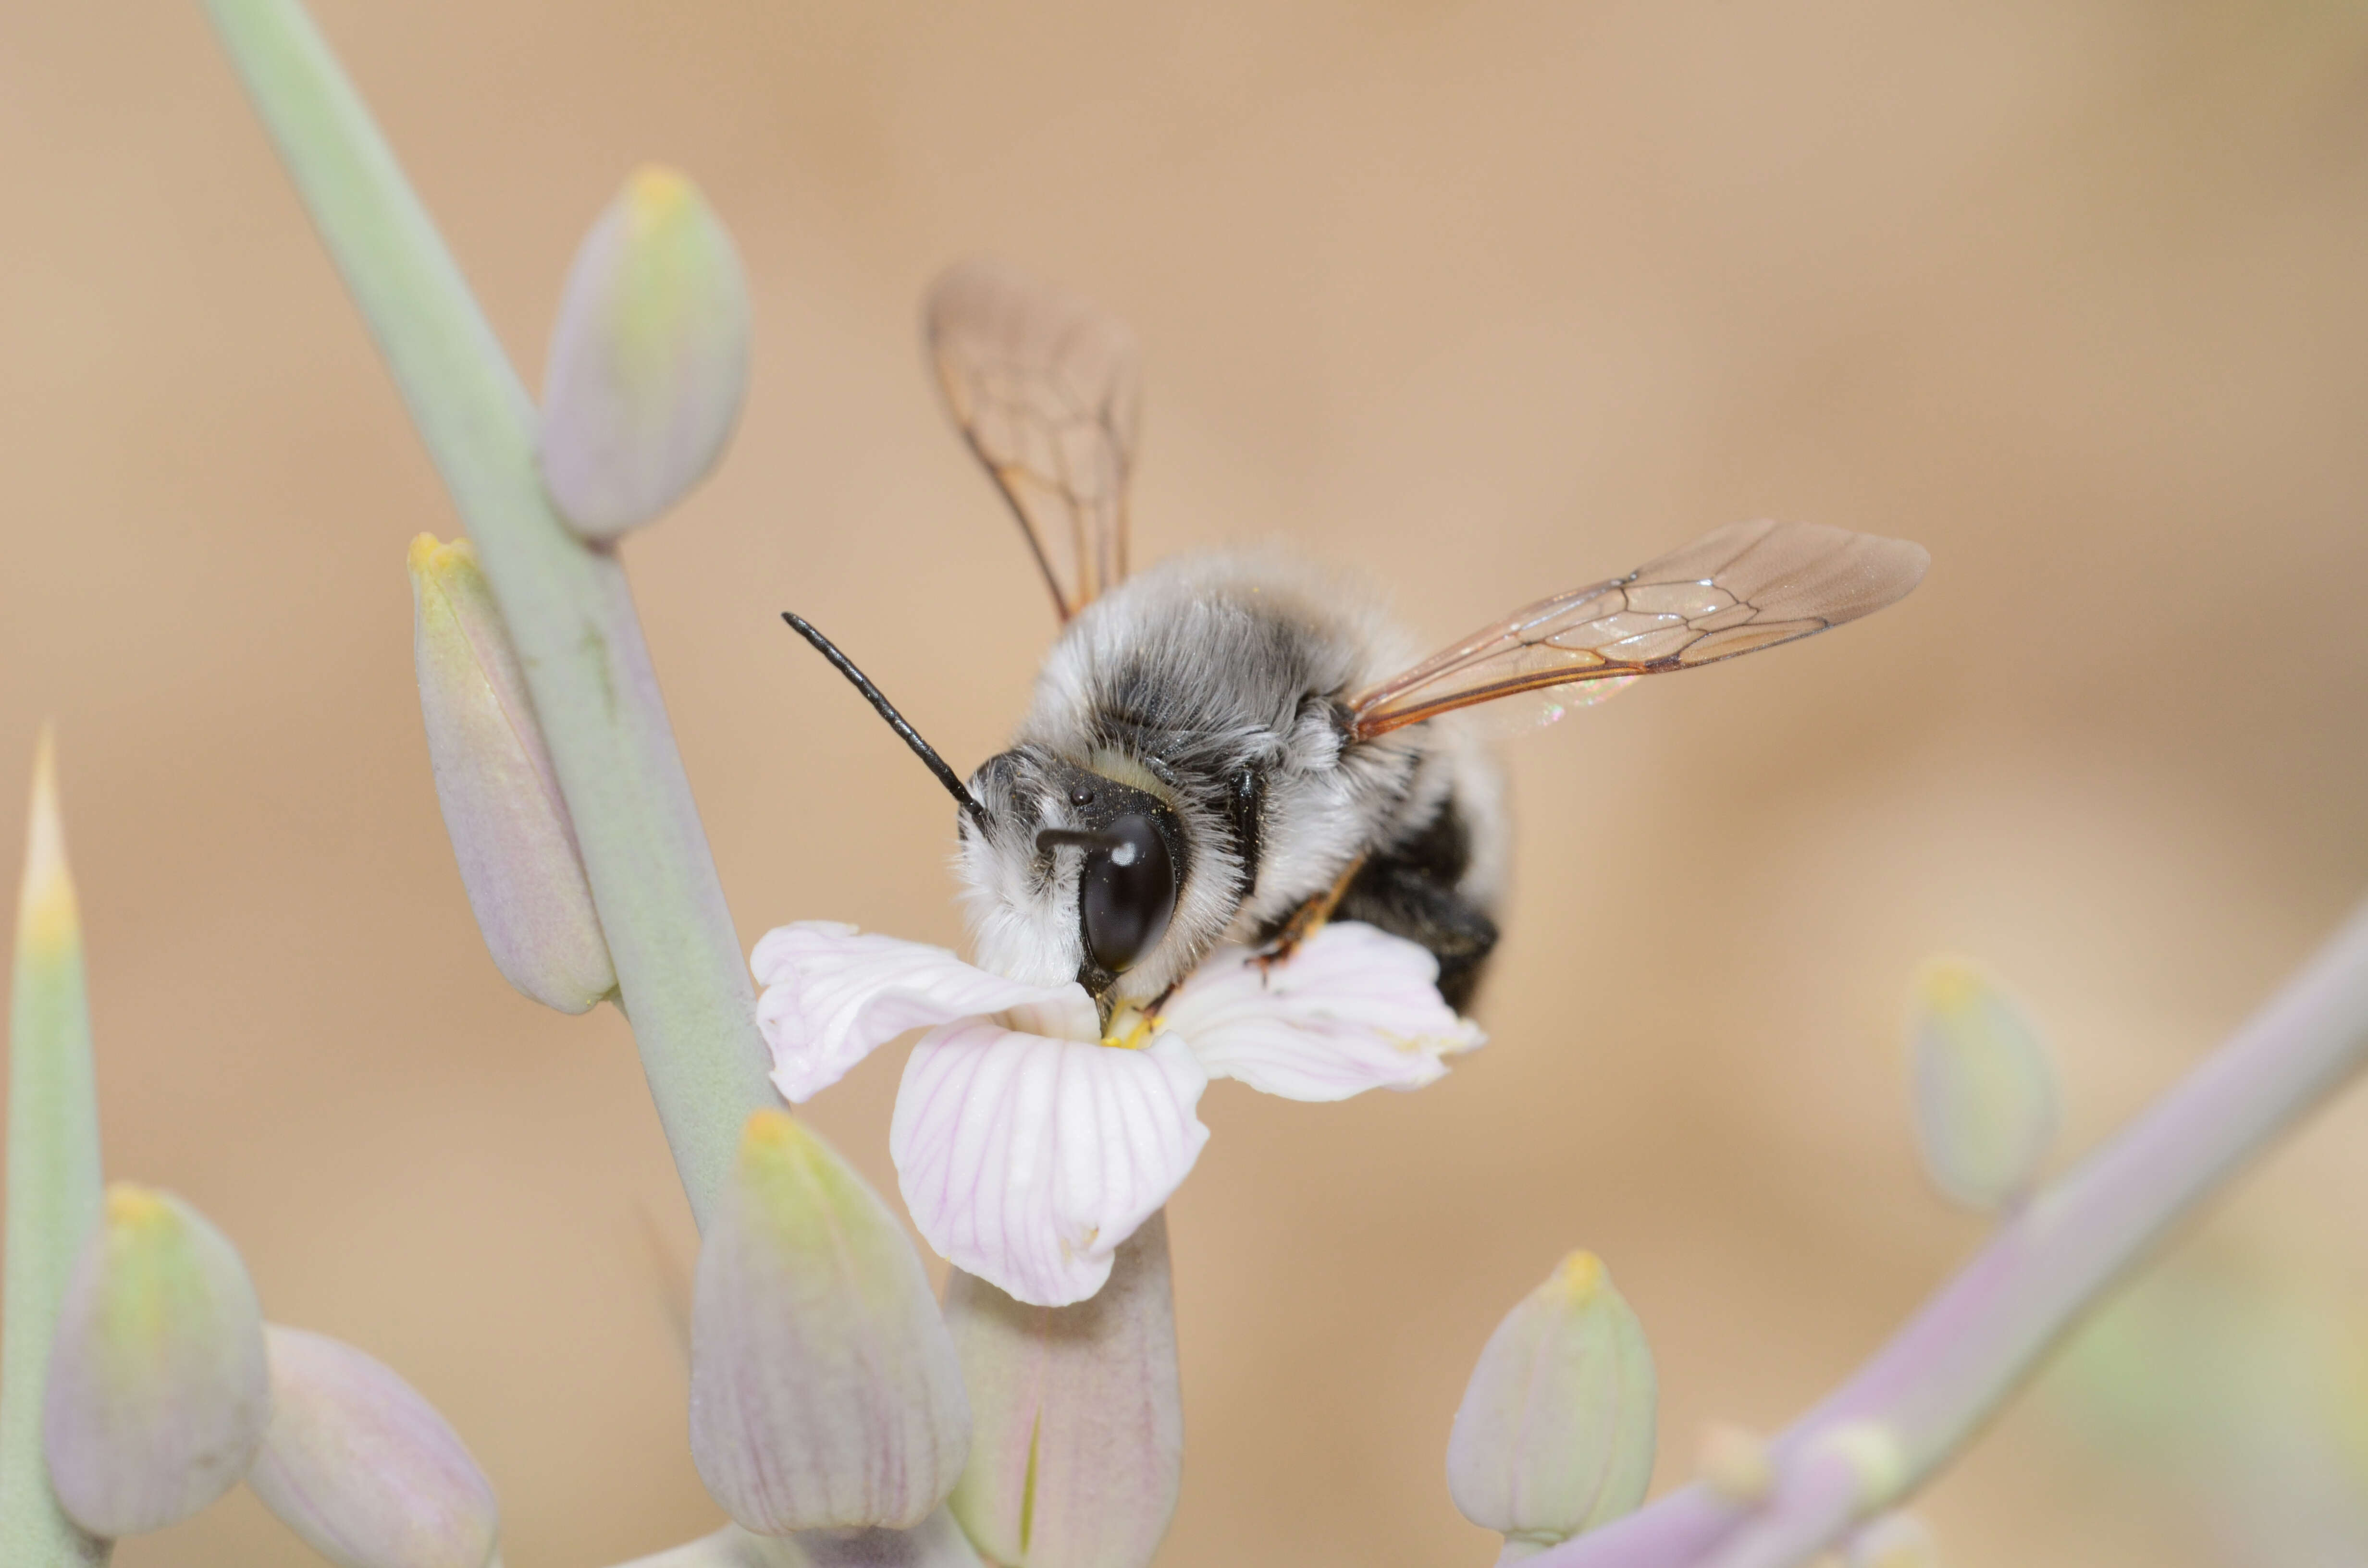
[1336,860,1498,1011]
[1253,855,1368,979]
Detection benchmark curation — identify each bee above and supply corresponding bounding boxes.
[785,259,1928,1023]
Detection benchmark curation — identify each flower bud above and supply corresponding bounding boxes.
[618,1516,980,1568]
[42,1185,269,1536]
[690,1111,968,1534]
[1908,956,2058,1210]
[539,165,750,539]
[1846,1511,1938,1567]
[798,1509,986,1568]
[944,1212,1182,1568]
[245,1325,499,1568]
[1447,1252,1657,1553]
[409,534,615,1014]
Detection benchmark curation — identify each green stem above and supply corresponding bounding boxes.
[202,0,779,1225]
[0,737,110,1566]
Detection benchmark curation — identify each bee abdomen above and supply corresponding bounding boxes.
[1336,797,1500,1011]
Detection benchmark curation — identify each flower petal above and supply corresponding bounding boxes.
[751,922,1096,1102]
[891,1022,1209,1308]
[1161,920,1485,1101]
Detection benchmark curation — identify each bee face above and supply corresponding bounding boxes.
[956,747,1197,1011]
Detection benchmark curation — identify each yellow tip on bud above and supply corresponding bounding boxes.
[1912,956,1984,1017]
[1549,1252,1606,1303]
[407,532,476,580]
[624,163,696,233]
[104,1184,170,1231]
[739,1107,803,1158]
[19,725,80,959]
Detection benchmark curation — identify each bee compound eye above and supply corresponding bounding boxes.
[1079,812,1177,976]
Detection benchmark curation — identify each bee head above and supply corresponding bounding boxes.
[957,747,1194,1013]
[779,612,1207,1017]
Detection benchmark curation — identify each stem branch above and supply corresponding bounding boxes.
[203,0,779,1225]
[1537,895,2368,1568]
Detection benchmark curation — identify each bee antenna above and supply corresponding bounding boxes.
[781,612,989,829]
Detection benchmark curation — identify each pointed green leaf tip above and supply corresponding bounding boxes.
[408,534,615,1014]
[1,730,109,1566]
[1908,956,2059,1210]
[42,1186,268,1537]
[944,1213,1183,1568]
[246,1326,499,1568]
[689,1111,968,1533]
[1447,1252,1657,1556]
[539,165,750,540]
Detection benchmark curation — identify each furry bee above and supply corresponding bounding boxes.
[786,259,1929,1022]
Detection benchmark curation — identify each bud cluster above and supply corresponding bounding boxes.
[41,1184,497,1568]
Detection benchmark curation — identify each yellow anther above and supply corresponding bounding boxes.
[1101,1007,1159,1051]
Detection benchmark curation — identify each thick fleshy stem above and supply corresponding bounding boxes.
[1533,895,2368,1568]
[202,0,779,1225]
[0,735,111,1566]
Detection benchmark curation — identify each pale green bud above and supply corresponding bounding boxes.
[245,1326,498,1568]
[1447,1252,1657,1554]
[42,1185,269,1536]
[944,1212,1181,1568]
[1908,957,2058,1209]
[539,165,750,539]
[408,534,615,1014]
[690,1111,969,1534]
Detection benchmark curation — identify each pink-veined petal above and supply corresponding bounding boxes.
[1160,920,1485,1102]
[752,921,1096,1102]
[891,1021,1209,1307]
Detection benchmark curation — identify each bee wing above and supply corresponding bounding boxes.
[924,258,1142,622]
[1347,518,1930,741]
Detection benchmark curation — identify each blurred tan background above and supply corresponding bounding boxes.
[3,1,2367,1564]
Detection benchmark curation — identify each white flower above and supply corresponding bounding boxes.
[749,920,1483,1307]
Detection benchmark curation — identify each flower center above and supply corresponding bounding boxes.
[1101,1004,1160,1051]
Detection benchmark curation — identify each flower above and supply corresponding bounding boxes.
[750,919,1482,1307]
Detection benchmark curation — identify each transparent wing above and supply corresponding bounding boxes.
[924,258,1142,621]
[1349,518,1931,741]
